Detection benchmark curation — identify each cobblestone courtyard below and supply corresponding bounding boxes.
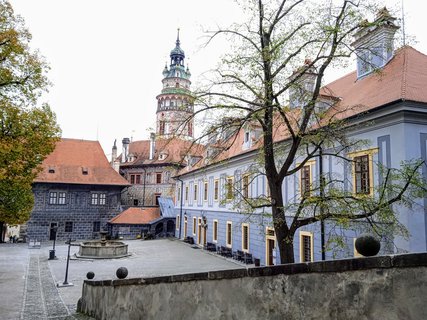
[0,239,245,319]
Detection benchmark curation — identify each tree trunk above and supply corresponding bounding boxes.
[270,183,296,264]
[0,221,5,243]
[274,219,295,264]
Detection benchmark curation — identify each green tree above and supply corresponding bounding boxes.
[194,0,425,263]
[0,1,60,241]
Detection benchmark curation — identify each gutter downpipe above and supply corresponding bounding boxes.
[319,146,326,261]
[175,176,184,240]
[142,167,147,207]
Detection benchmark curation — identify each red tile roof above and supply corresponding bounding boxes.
[35,138,129,186]
[109,207,161,224]
[178,46,427,175]
[321,46,427,118]
[121,137,205,167]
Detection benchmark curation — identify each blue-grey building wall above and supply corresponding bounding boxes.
[174,105,427,265]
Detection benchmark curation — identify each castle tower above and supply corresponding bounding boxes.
[156,29,194,139]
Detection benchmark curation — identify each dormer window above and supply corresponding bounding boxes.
[82,167,89,175]
[48,167,55,174]
[352,7,398,79]
[158,153,167,160]
[244,131,250,143]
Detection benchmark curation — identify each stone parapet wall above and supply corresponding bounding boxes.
[78,253,427,320]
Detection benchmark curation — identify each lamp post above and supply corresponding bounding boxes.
[49,226,58,260]
[57,238,75,287]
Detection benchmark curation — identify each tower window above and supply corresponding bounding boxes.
[159,121,165,135]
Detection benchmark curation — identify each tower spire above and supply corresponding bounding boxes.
[176,28,180,46]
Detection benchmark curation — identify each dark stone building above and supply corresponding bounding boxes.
[27,139,129,241]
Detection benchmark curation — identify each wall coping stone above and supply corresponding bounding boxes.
[84,252,427,288]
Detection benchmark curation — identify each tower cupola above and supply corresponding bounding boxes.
[155,30,194,139]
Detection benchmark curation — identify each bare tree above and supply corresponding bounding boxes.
[189,0,425,263]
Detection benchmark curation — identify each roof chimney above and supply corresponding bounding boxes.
[149,132,155,160]
[289,59,317,108]
[352,7,399,79]
[122,137,130,163]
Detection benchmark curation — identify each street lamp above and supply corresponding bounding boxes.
[49,226,58,260]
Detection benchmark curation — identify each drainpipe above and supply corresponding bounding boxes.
[319,146,326,261]
[142,167,147,207]
[175,176,184,240]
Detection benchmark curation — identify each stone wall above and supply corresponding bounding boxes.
[78,253,427,320]
[28,183,124,241]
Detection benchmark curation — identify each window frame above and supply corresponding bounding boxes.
[213,179,219,201]
[93,221,101,232]
[242,174,250,198]
[242,223,249,252]
[156,172,162,184]
[299,231,314,263]
[49,191,67,205]
[203,181,208,202]
[192,217,197,236]
[298,160,315,198]
[226,177,234,200]
[65,221,73,233]
[226,221,232,248]
[212,219,218,243]
[194,183,198,202]
[58,192,66,205]
[176,215,180,231]
[348,148,378,197]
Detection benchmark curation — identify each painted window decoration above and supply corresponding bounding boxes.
[213,220,218,242]
[300,231,313,262]
[194,183,198,202]
[193,217,197,235]
[214,180,219,201]
[226,221,232,247]
[226,177,234,200]
[300,165,311,197]
[65,221,73,233]
[242,175,250,198]
[354,155,370,195]
[204,181,208,201]
[242,224,249,252]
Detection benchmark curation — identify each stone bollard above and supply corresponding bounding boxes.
[355,234,381,257]
[116,267,128,279]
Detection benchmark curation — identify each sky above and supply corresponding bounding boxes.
[8,0,427,159]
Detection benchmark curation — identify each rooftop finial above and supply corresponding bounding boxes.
[176,28,180,46]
